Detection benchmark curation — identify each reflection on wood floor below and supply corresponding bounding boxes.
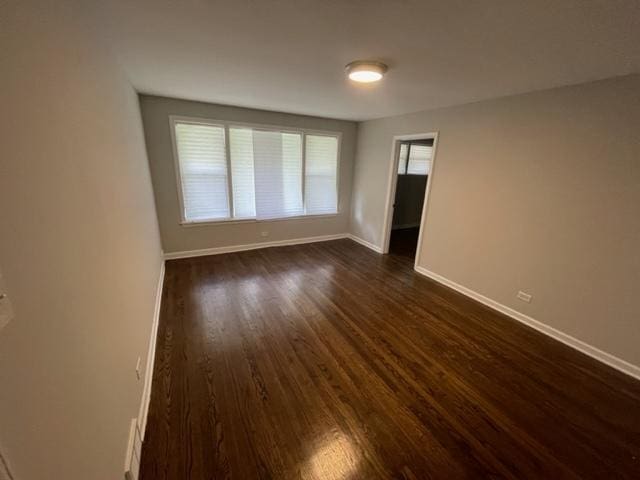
[140,238,640,480]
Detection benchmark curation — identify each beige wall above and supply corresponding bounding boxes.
[0,1,163,479]
[351,75,640,367]
[139,95,357,253]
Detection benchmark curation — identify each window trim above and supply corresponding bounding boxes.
[169,115,342,226]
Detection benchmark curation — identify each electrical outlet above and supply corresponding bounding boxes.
[260,231,269,237]
[135,357,142,380]
[516,291,532,303]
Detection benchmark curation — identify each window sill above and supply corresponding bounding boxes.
[180,213,340,227]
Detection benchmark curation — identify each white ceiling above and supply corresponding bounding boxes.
[97,0,640,121]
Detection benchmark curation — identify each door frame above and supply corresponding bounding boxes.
[380,131,440,267]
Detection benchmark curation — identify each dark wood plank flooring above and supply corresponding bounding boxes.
[140,239,640,479]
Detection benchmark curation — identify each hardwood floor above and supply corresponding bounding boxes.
[140,239,640,480]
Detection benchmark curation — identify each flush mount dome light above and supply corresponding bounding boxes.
[345,60,388,83]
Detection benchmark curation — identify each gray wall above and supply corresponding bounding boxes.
[140,95,358,253]
[351,74,640,367]
[392,175,428,228]
[0,1,163,478]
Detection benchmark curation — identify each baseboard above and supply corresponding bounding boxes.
[164,233,349,260]
[0,447,13,480]
[347,234,384,253]
[392,222,420,231]
[124,259,164,478]
[124,419,142,480]
[137,259,166,437]
[414,265,640,381]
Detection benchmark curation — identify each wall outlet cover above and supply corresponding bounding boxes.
[516,291,532,303]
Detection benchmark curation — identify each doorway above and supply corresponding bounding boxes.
[382,133,438,266]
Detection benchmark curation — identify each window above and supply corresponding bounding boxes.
[172,118,340,223]
[174,123,229,221]
[397,143,408,174]
[305,134,338,215]
[229,127,303,220]
[397,141,433,175]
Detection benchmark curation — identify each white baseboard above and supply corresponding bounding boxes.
[164,233,349,260]
[124,419,142,480]
[0,448,13,480]
[125,258,165,478]
[347,234,384,253]
[137,259,165,437]
[414,265,640,381]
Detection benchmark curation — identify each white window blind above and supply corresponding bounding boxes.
[228,127,256,218]
[173,118,339,223]
[174,122,229,221]
[397,143,408,174]
[252,130,303,219]
[305,135,338,215]
[406,144,432,175]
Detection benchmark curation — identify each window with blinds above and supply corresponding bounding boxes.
[397,143,408,175]
[172,119,339,223]
[305,135,338,215]
[174,122,230,221]
[397,141,432,175]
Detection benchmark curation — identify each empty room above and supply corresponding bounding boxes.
[1,1,640,479]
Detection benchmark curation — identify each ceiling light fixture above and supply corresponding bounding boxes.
[345,60,388,83]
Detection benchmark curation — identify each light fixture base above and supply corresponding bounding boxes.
[345,60,388,83]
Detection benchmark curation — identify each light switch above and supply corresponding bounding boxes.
[0,271,14,332]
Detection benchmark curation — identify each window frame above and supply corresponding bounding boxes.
[169,115,342,226]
